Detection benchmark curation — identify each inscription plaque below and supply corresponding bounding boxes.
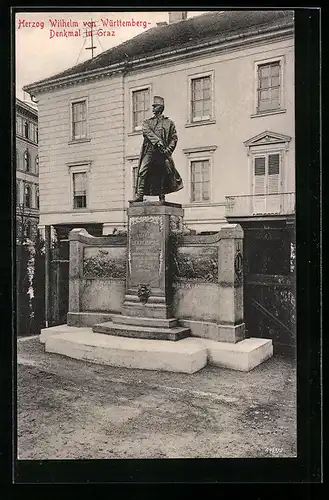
[129,217,163,288]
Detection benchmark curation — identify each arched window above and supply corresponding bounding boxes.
[24,184,32,208]
[36,188,39,209]
[16,181,20,205]
[35,155,39,174]
[24,149,30,172]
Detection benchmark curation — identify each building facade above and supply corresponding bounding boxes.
[16,98,39,242]
[23,11,296,352]
[23,10,294,235]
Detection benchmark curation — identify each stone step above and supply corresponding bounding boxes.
[92,321,190,341]
[44,329,207,374]
[111,314,178,329]
[40,325,273,372]
[121,304,171,320]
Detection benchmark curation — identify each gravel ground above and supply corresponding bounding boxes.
[17,336,297,460]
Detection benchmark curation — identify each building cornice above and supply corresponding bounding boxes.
[183,145,217,155]
[16,98,38,119]
[23,23,294,96]
[16,135,38,147]
[16,106,38,121]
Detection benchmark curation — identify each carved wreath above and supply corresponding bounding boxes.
[234,248,243,285]
[137,284,151,304]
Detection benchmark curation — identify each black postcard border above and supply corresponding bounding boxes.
[0,4,322,488]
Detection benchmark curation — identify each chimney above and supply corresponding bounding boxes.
[23,91,31,103]
[168,12,187,24]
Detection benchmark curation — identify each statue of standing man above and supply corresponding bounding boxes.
[134,96,183,202]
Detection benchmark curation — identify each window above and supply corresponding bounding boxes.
[16,117,23,136]
[191,75,212,122]
[31,124,38,143]
[35,155,39,174]
[30,123,36,143]
[36,188,39,209]
[253,57,285,116]
[71,100,87,140]
[132,88,150,131]
[73,172,87,208]
[132,165,138,195]
[184,145,216,203]
[254,153,280,195]
[25,220,32,239]
[253,153,281,214]
[244,131,292,214]
[24,149,30,172]
[24,120,29,139]
[257,62,281,112]
[16,182,20,205]
[191,160,210,202]
[68,162,91,209]
[24,184,32,208]
[36,127,38,143]
[16,149,20,170]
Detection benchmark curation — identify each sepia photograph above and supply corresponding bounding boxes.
[15,8,299,465]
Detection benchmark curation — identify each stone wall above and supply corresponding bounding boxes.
[68,223,245,343]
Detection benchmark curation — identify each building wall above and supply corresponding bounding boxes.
[124,37,294,231]
[36,35,294,233]
[36,75,125,231]
[16,100,39,240]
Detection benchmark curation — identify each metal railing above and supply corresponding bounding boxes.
[225,192,295,217]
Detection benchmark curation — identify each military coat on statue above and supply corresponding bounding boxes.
[135,114,183,197]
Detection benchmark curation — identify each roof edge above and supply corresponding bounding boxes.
[23,21,294,96]
[16,97,38,116]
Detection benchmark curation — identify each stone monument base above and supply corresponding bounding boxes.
[41,326,207,374]
[39,325,273,373]
[92,314,190,341]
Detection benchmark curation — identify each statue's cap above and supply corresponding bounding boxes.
[152,95,164,106]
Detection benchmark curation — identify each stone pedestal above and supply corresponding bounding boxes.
[92,201,190,341]
[123,201,182,318]
[217,224,245,343]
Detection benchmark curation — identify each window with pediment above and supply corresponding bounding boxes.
[244,131,292,214]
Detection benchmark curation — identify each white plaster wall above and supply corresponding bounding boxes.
[36,35,294,232]
[124,37,294,230]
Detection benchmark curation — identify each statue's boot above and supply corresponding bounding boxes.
[134,177,145,202]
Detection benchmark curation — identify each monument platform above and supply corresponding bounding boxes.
[92,319,190,341]
[42,326,207,374]
[40,325,273,373]
[58,202,274,374]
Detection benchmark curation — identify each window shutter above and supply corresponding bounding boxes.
[254,157,266,195]
[253,157,266,213]
[268,153,280,194]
